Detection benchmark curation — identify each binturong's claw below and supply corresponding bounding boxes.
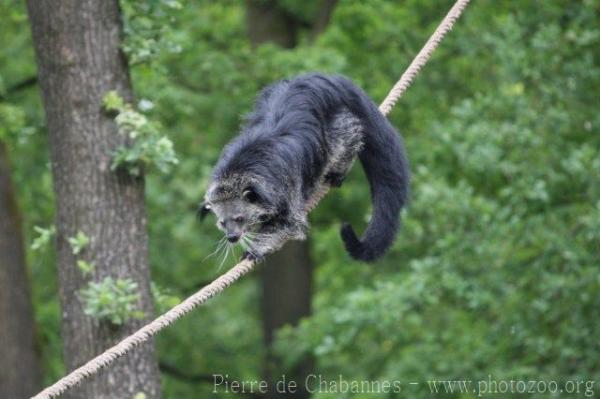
[240,251,250,261]
[241,251,264,263]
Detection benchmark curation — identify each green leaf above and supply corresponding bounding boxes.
[76,260,95,276]
[31,225,56,251]
[102,90,125,112]
[68,231,90,255]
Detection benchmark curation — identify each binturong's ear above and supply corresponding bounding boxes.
[197,202,212,221]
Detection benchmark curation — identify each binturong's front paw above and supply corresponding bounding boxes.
[241,250,265,263]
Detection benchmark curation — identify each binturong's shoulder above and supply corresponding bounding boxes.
[252,73,361,107]
[246,73,366,128]
[280,73,361,98]
[288,72,356,87]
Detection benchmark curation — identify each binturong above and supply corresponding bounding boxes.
[200,73,410,262]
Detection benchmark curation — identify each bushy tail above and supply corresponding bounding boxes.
[333,76,410,262]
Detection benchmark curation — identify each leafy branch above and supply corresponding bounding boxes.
[103,90,178,176]
[120,0,183,65]
[80,277,145,325]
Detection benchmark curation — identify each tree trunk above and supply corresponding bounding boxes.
[26,1,161,398]
[245,0,299,48]
[260,241,313,398]
[0,141,42,399]
[309,0,338,41]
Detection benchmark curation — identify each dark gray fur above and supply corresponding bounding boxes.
[202,73,410,262]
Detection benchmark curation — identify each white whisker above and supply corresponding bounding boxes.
[216,243,232,271]
[201,236,227,263]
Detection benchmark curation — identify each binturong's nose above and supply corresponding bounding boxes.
[226,232,241,243]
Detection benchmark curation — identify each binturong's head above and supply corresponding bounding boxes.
[199,175,276,243]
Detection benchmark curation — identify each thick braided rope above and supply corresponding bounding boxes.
[32,259,255,399]
[31,1,470,398]
[378,0,471,115]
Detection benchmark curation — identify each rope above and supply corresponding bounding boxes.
[32,259,255,399]
[31,1,470,397]
[379,0,471,115]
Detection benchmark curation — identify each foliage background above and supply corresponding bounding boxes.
[1,0,599,397]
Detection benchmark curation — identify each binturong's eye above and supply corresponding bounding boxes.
[242,188,259,203]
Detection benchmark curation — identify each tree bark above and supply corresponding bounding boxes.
[26,1,161,398]
[245,0,299,48]
[260,241,313,398]
[309,0,338,41]
[0,141,42,399]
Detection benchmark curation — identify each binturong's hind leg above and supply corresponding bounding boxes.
[323,111,365,188]
[324,171,346,187]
